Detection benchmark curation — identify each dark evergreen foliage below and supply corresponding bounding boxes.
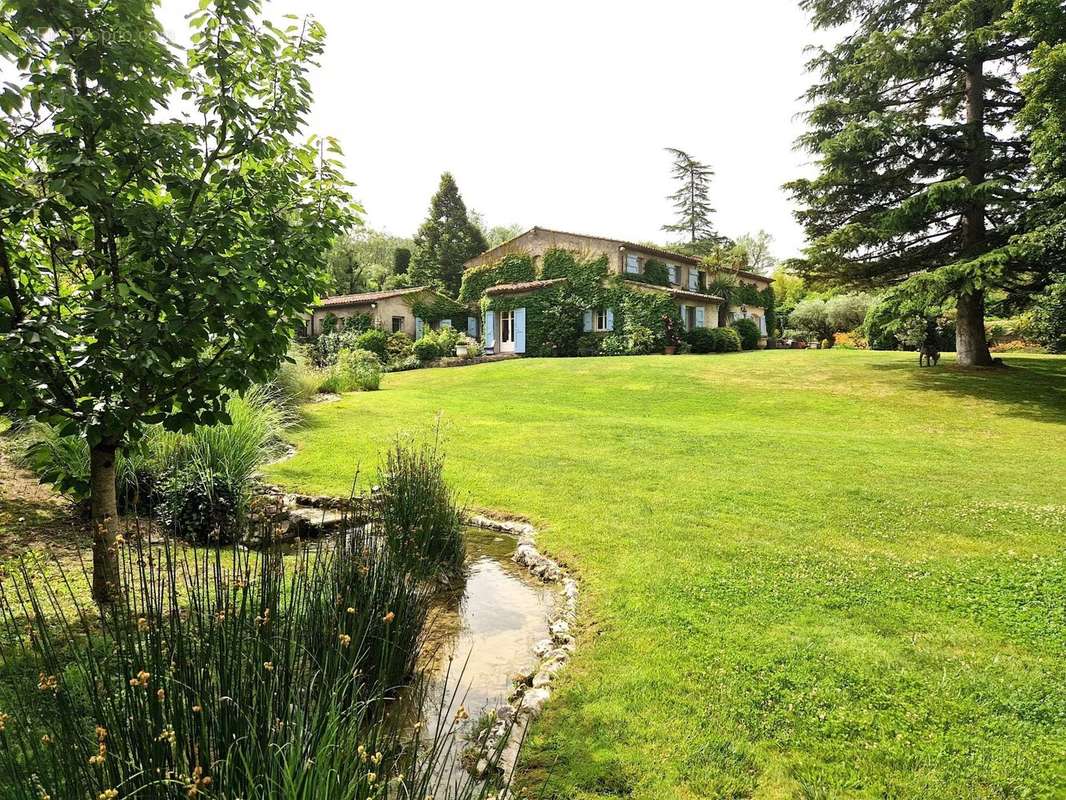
[409,173,488,296]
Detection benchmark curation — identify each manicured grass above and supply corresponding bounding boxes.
[267,350,1066,800]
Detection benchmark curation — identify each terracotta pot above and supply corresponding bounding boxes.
[664,345,677,355]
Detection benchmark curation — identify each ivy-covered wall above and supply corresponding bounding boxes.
[458,254,537,304]
[481,249,683,357]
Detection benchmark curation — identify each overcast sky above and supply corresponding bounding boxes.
[158,1,824,260]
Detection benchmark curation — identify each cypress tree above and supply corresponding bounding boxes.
[410,173,487,296]
[787,0,1044,366]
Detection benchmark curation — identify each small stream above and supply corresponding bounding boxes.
[421,527,556,772]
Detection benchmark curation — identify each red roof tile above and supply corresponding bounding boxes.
[316,286,435,308]
[484,278,568,295]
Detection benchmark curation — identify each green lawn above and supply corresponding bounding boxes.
[267,350,1066,800]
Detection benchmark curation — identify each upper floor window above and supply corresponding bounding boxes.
[667,265,678,284]
[688,270,701,291]
[625,254,640,274]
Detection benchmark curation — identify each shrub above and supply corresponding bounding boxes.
[376,437,465,582]
[412,336,440,362]
[386,331,414,361]
[732,317,760,350]
[320,348,382,393]
[1032,275,1066,353]
[355,327,388,359]
[687,327,717,354]
[600,334,628,356]
[825,293,872,332]
[834,330,866,349]
[457,334,483,357]
[386,354,422,372]
[626,324,658,354]
[309,329,363,367]
[712,327,742,352]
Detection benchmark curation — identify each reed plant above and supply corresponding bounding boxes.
[0,516,506,799]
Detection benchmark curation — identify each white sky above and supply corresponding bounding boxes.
[158,1,824,259]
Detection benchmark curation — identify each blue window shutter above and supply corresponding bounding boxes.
[583,310,593,332]
[695,306,705,328]
[415,317,424,339]
[440,319,452,329]
[606,308,614,331]
[514,307,526,353]
[484,311,494,350]
[679,304,687,330]
[467,316,477,337]
[759,315,767,335]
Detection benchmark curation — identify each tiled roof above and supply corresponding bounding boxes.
[484,278,568,295]
[623,279,725,304]
[316,286,433,308]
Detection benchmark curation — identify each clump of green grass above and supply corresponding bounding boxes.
[376,434,466,583]
[0,514,502,799]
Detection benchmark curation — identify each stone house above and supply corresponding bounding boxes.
[306,286,477,339]
[463,227,773,354]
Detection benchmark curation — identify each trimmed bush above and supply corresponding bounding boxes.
[732,317,760,350]
[687,327,717,354]
[412,336,440,362]
[713,327,742,352]
[386,331,414,361]
[355,327,388,359]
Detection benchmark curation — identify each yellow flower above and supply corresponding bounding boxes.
[156,688,166,701]
[263,661,274,672]
[338,633,351,647]
[137,618,149,632]
[371,751,382,765]
[366,772,377,784]
[37,673,58,693]
[0,712,9,732]
[454,705,469,722]
[98,790,119,800]
[346,607,355,614]
[382,611,395,624]
[130,671,150,688]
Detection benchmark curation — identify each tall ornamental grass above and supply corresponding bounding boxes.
[0,517,506,799]
[376,436,466,583]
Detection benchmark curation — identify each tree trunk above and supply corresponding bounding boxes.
[955,51,994,368]
[89,442,122,605]
[955,289,994,366]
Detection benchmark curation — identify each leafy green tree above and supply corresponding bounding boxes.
[662,147,721,252]
[789,298,834,342]
[0,0,353,602]
[393,247,412,275]
[326,229,412,295]
[731,231,776,275]
[409,173,487,296]
[787,0,1046,367]
[826,293,874,333]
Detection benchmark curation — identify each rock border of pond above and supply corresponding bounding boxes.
[464,512,579,786]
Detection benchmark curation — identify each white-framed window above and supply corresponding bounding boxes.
[500,310,514,343]
[688,269,700,291]
[667,265,678,284]
[595,308,609,331]
[625,253,640,274]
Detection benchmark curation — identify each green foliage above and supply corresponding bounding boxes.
[310,330,366,368]
[0,0,354,451]
[375,436,465,582]
[787,0,1044,365]
[327,230,414,295]
[410,294,469,322]
[412,337,440,362]
[662,147,720,246]
[410,173,488,296]
[712,327,742,352]
[355,328,389,359]
[0,504,502,797]
[789,298,835,342]
[862,301,900,350]
[732,317,760,350]
[687,327,717,354]
[386,331,414,362]
[1030,274,1066,352]
[319,349,382,393]
[732,283,763,306]
[638,259,671,287]
[458,254,536,304]
[826,293,873,333]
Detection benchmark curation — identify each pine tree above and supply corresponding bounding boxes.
[662,147,719,249]
[410,173,487,296]
[787,0,1045,367]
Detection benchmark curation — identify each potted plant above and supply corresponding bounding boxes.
[662,313,682,355]
[455,334,474,358]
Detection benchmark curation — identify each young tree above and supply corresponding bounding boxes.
[0,0,353,602]
[409,173,487,296]
[393,247,412,275]
[787,0,1045,366]
[662,147,720,251]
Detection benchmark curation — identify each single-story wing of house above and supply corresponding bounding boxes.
[306,286,478,339]
[462,227,774,355]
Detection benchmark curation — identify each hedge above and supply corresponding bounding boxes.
[458,254,536,304]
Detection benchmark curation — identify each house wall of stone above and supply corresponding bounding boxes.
[309,294,423,338]
[465,229,626,275]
